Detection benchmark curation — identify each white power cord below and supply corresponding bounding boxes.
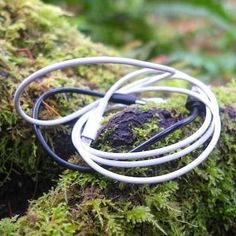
[14,57,221,184]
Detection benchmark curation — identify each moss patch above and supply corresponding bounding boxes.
[1,85,236,235]
[1,0,236,235]
[0,0,123,219]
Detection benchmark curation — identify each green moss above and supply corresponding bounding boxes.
[1,0,236,235]
[0,216,17,236]
[0,0,124,183]
[16,202,77,235]
[213,81,236,108]
[2,83,235,235]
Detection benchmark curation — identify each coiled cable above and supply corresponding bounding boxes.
[33,88,93,172]
[14,57,221,184]
[33,87,140,172]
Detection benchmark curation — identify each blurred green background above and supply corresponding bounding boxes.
[43,0,236,84]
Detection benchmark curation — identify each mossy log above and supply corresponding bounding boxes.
[0,0,123,220]
[1,0,236,235]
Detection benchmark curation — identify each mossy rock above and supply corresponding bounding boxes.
[0,0,123,219]
[0,0,122,176]
[1,86,236,235]
[1,0,236,235]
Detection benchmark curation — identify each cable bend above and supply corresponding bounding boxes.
[14,57,221,184]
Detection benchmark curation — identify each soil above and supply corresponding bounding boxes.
[97,107,179,148]
[0,169,57,219]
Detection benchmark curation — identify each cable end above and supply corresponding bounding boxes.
[81,136,93,146]
[81,112,102,141]
[185,87,206,114]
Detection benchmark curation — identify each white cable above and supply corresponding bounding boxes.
[13,57,174,126]
[14,57,221,184]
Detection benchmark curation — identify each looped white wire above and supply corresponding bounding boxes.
[14,57,221,184]
[13,57,174,126]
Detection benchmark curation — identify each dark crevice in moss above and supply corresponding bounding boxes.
[0,122,89,219]
[0,161,62,220]
[0,125,85,219]
[42,125,76,159]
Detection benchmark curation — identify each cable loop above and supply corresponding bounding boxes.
[14,57,221,184]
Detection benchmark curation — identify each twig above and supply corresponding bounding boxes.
[42,101,61,117]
